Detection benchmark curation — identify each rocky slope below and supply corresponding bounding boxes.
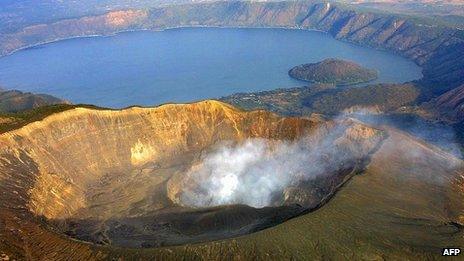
[0,100,461,259]
[0,0,196,34]
[0,89,68,113]
[289,58,378,85]
[0,1,462,94]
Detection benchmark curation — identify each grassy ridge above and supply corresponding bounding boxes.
[0,104,101,133]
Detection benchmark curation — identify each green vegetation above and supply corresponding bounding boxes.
[289,59,378,86]
[221,83,420,117]
[308,84,420,115]
[0,104,101,133]
[221,84,335,116]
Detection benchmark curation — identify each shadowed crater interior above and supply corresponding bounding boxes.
[0,101,386,248]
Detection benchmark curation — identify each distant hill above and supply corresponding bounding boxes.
[0,89,68,113]
[289,59,378,85]
[424,84,464,123]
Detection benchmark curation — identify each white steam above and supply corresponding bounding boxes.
[179,131,356,208]
[180,139,308,208]
[175,108,463,209]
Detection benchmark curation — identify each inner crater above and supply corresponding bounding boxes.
[0,101,385,248]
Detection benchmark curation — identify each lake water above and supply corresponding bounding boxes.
[0,27,422,108]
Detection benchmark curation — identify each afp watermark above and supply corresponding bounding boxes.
[442,248,461,256]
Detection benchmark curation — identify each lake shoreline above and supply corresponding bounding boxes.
[0,25,421,72]
[2,26,326,59]
[0,27,423,108]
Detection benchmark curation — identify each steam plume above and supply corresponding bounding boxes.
[176,108,463,209]
[179,123,359,208]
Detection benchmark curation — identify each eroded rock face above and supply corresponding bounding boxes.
[0,100,385,248]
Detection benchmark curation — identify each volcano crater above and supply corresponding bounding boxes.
[0,101,385,248]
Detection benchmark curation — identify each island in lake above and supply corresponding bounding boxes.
[289,58,378,85]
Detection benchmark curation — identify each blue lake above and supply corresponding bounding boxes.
[0,27,422,108]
